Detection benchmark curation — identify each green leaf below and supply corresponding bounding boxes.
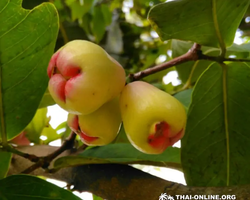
[92,6,106,43]
[101,4,112,26]
[54,143,181,170]
[0,0,59,140]
[68,0,94,21]
[0,151,11,179]
[25,108,49,144]
[42,124,61,144]
[38,88,55,108]
[0,175,81,200]
[181,62,250,186]
[92,194,103,200]
[113,124,130,143]
[53,121,72,141]
[80,13,92,35]
[174,89,193,111]
[148,0,250,48]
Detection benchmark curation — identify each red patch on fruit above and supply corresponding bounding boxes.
[11,131,30,146]
[49,74,67,102]
[65,73,82,97]
[47,50,82,103]
[59,65,81,79]
[68,115,79,133]
[148,121,183,151]
[79,131,98,143]
[169,129,184,146]
[47,51,60,78]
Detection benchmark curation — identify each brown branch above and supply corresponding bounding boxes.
[21,132,76,174]
[7,145,250,200]
[1,144,39,163]
[129,43,201,81]
[129,43,250,82]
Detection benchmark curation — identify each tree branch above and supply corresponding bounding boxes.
[21,132,76,174]
[1,144,39,162]
[129,43,250,82]
[129,43,201,81]
[7,145,250,200]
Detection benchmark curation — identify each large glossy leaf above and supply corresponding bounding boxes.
[0,151,11,179]
[0,0,59,140]
[148,0,250,48]
[54,143,181,170]
[0,175,81,200]
[181,62,250,186]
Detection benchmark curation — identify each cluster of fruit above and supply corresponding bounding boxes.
[47,40,186,154]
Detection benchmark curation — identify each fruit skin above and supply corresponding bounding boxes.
[10,131,30,146]
[48,40,126,115]
[119,81,186,154]
[67,97,122,146]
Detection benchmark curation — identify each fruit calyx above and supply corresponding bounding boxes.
[48,51,81,102]
[148,121,183,150]
[70,115,98,143]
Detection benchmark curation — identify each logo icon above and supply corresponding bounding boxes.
[159,193,175,200]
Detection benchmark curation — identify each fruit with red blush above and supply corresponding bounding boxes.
[48,40,126,115]
[67,97,122,146]
[119,81,186,154]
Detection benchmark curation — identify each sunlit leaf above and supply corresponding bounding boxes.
[25,108,49,144]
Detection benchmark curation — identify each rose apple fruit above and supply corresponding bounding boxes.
[48,40,126,115]
[67,97,121,146]
[119,81,186,154]
[10,131,30,146]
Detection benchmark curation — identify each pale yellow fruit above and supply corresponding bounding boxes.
[68,97,122,146]
[120,81,186,154]
[48,40,126,115]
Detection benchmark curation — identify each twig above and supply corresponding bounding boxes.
[2,144,39,162]
[129,43,201,81]
[128,43,250,82]
[21,132,76,174]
